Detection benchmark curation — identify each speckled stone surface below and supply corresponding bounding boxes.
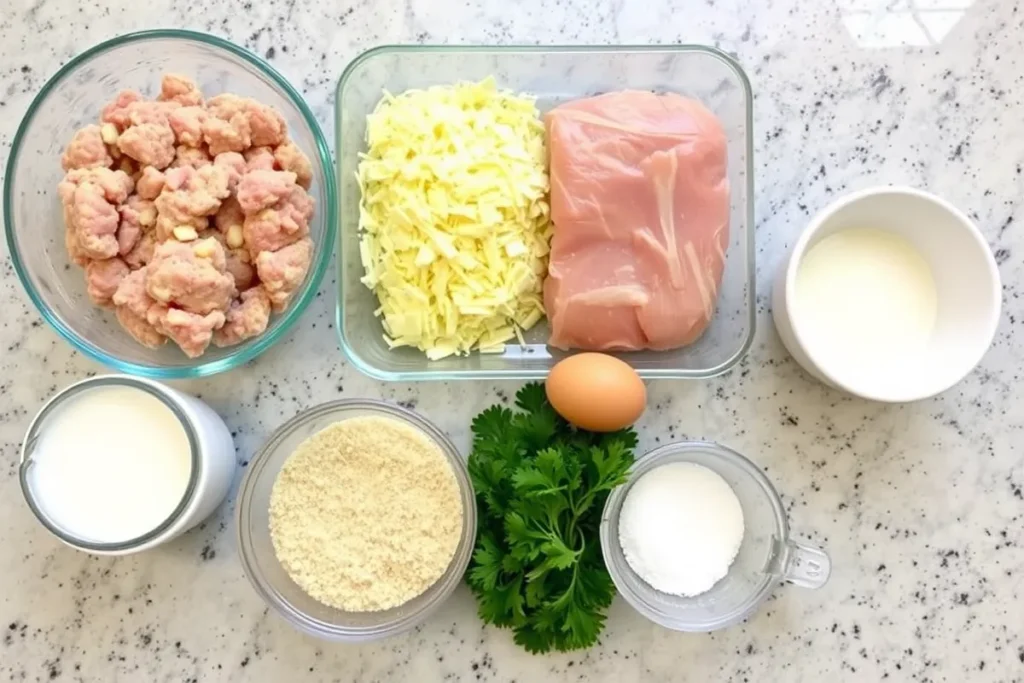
[2,0,1023,680]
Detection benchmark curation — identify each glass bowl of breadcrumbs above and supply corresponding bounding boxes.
[235,399,477,641]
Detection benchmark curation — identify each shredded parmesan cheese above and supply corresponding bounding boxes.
[357,77,551,360]
[269,416,463,612]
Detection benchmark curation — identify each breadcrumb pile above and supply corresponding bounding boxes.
[269,416,463,612]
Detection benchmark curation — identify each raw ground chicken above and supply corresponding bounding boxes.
[58,73,316,358]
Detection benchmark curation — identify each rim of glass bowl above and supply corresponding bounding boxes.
[235,399,478,641]
[3,29,338,379]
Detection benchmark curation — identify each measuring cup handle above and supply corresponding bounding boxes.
[782,540,831,589]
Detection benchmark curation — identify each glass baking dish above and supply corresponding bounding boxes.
[335,45,754,380]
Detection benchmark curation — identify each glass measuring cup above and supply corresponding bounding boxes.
[600,441,830,632]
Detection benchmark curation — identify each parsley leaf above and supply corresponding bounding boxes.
[466,531,503,593]
[466,382,636,653]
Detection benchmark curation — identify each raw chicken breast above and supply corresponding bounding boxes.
[543,91,730,351]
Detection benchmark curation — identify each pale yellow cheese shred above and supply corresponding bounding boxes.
[357,77,551,360]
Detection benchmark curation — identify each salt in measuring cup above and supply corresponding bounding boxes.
[600,441,830,632]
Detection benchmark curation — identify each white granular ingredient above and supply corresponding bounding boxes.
[618,462,744,597]
[269,416,463,612]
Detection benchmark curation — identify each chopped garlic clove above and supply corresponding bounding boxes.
[225,224,244,249]
[100,123,119,145]
[173,226,198,242]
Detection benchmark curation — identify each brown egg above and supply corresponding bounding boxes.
[545,353,646,432]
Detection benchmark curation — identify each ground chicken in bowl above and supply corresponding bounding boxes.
[59,73,316,358]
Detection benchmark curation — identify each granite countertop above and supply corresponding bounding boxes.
[2,0,1023,680]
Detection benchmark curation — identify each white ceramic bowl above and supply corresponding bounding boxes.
[772,186,1001,402]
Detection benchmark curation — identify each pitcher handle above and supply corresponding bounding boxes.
[782,540,831,589]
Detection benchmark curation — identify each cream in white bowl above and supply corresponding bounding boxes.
[772,186,1001,402]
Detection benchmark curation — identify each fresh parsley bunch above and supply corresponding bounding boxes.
[466,383,637,654]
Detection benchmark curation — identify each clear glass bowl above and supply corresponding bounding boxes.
[600,441,830,632]
[4,30,337,378]
[235,399,477,641]
[335,45,754,380]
